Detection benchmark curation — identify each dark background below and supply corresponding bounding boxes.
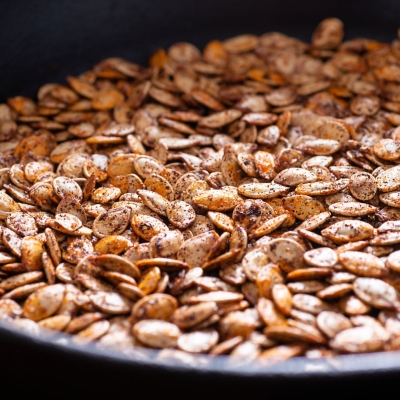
[0,0,399,398]
[0,0,399,100]
[0,322,396,400]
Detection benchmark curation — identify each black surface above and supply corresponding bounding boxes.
[0,0,400,398]
[0,320,396,399]
[0,0,399,100]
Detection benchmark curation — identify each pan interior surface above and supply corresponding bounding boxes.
[1,0,400,396]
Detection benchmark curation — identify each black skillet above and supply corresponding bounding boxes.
[0,0,399,398]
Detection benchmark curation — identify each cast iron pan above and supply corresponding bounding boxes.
[0,1,399,398]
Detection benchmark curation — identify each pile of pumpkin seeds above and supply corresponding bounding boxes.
[2,18,400,361]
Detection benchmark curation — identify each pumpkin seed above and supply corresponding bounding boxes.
[1,18,400,360]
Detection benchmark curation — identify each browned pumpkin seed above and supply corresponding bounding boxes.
[271,284,292,316]
[93,207,131,238]
[93,254,140,280]
[207,212,234,232]
[266,238,305,272]
[321,220,374,243]
[136,258,190,271]
[339,250,388,277]
[258,343,306,361]
[288,280,327,294]
[0,271,43,291]
[3,282,48,301]
[248,215,287,240]
[256,263,284,299]
[317,283,353,300]
[376,166,400,193]
[192,190,240,211]
[256,298,287,327]
[387,250,400,272]
[38,314,71,332]
[199,110,242,129]
[353,278,399,310]
[304,248,338,268]
[348,172,377,201]
[339,295,371,316]
[292,294,335,315]
[264,325,325,345]
[166,200,196,229]
[297,139,341,156]
[328,202,377,217]
[90,291,131,314]
[132,319,181,348]
[53,176,83,201]
[238,183,289,200]
[330,326,389,353]
[21,236,43,271]
[295,211,331,231]
[316,311,352,339]
[177,329,219,353]
[187,291,244,304]
[282,195,326,220]
[287,268,333,281]
[131,293,177,322]
[23,284,65,321]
